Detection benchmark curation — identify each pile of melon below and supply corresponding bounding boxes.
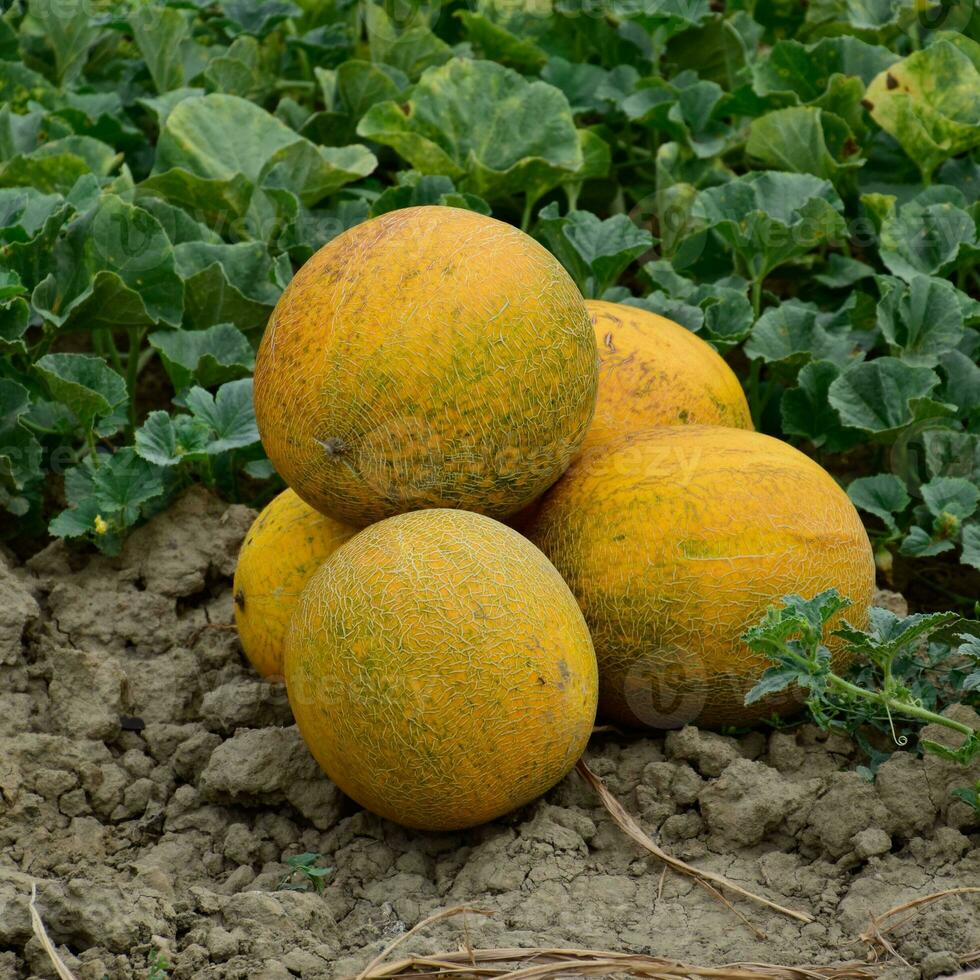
[234,206,875,832]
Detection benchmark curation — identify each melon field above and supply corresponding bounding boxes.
[1,0,980,978]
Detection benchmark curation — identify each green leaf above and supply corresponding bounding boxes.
[174,242,282,331]
[134,411,212,466]
[370,172,490,217]
[744,300,854,367]
[814,254,877,288]
[357,58,584,204]
[128,5,194,95]
[34,353,127,435]
[751,36,898,101]
[864,40,980,182]
[32,194,184,330]
[222,0,301,35]
[184,379,260,453]
[536,203,654,297]
[962,524,980,571]
[747,107,862,185]
[827,357,940,434]
[50,448,167,554]
[154,93,375,209]
[0,378,43,516]
[148,323,255,391]
[27,0,100,85]
[938,351,980,423]
[541,58,639,116]
[876,190,978,280]
[782,360,864,452]
[900,525,956,557]
[364,3,453,81]
[691,171,846,281]
[745,666,804,704]
[875,274,964,366]
[847,474,910,532]
[921,476,980,522]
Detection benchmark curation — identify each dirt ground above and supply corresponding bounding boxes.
[1,488,978,980]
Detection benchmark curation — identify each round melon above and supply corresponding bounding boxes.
[234,489,357,679]
[527,426,875,729]
[582,299,752,455]
[284,509,598,830]
[254,206,598,527]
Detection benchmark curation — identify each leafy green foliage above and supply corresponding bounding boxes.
[743,591,979,788]
[279,852,333,893]
[0,0,975,593]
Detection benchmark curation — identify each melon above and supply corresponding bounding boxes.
[284,509,598,830]
[582,299,752,455]
[527,426,875,729]
[254,206,598,527]
[233,489,356,679]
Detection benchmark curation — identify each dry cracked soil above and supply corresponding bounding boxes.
[1,488,978,980]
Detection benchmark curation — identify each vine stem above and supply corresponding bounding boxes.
[769,639,976,740]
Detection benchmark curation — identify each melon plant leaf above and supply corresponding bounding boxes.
[939,351,980,422]
[900,525,956,557]
[875,275,964,366]
[864,39,980,182]
[962,524,980,571]
[34,353,127,436]
[221,0,302,36]
[814,254,877,288]
[371,172,490,217]
[50,447,167,554]
[0,378,43,515]
[781,360,864,452]
[847,473,910,532]
[746,107,862,185]
[690,171,846,281]
[174,241,283,331]
[744,300,854,367]
[827,357,940,434]
[357,58,584,204]
[876,189,979,280]
[153,94,375,209]
[127,5,195,95]
[750,36,899,102]
[364,3,453,81]
[540,58,639,116]
[921,476,980,523]
[536,203,655,298]
[183,379,260,454]
[135,411,213,466]
[31,194,184,330]
[148,323,256,392]
[27,0,100,86]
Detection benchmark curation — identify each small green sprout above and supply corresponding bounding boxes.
[279,852,333,893]
[146,951,169,980]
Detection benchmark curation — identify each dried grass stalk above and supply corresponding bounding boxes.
[576,761,814,926]
[29,883,78,980]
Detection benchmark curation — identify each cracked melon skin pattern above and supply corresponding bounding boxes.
[233,489,357,680]
[284,508,598,831]
[253,206,598,528]
[527,425,876,730]
[582,299,753,456]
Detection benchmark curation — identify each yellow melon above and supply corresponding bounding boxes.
[527,426,875,729]
[254,206,598,527]
[233,489,356,679]
[284,509,598,830]
[582,299,752,455]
